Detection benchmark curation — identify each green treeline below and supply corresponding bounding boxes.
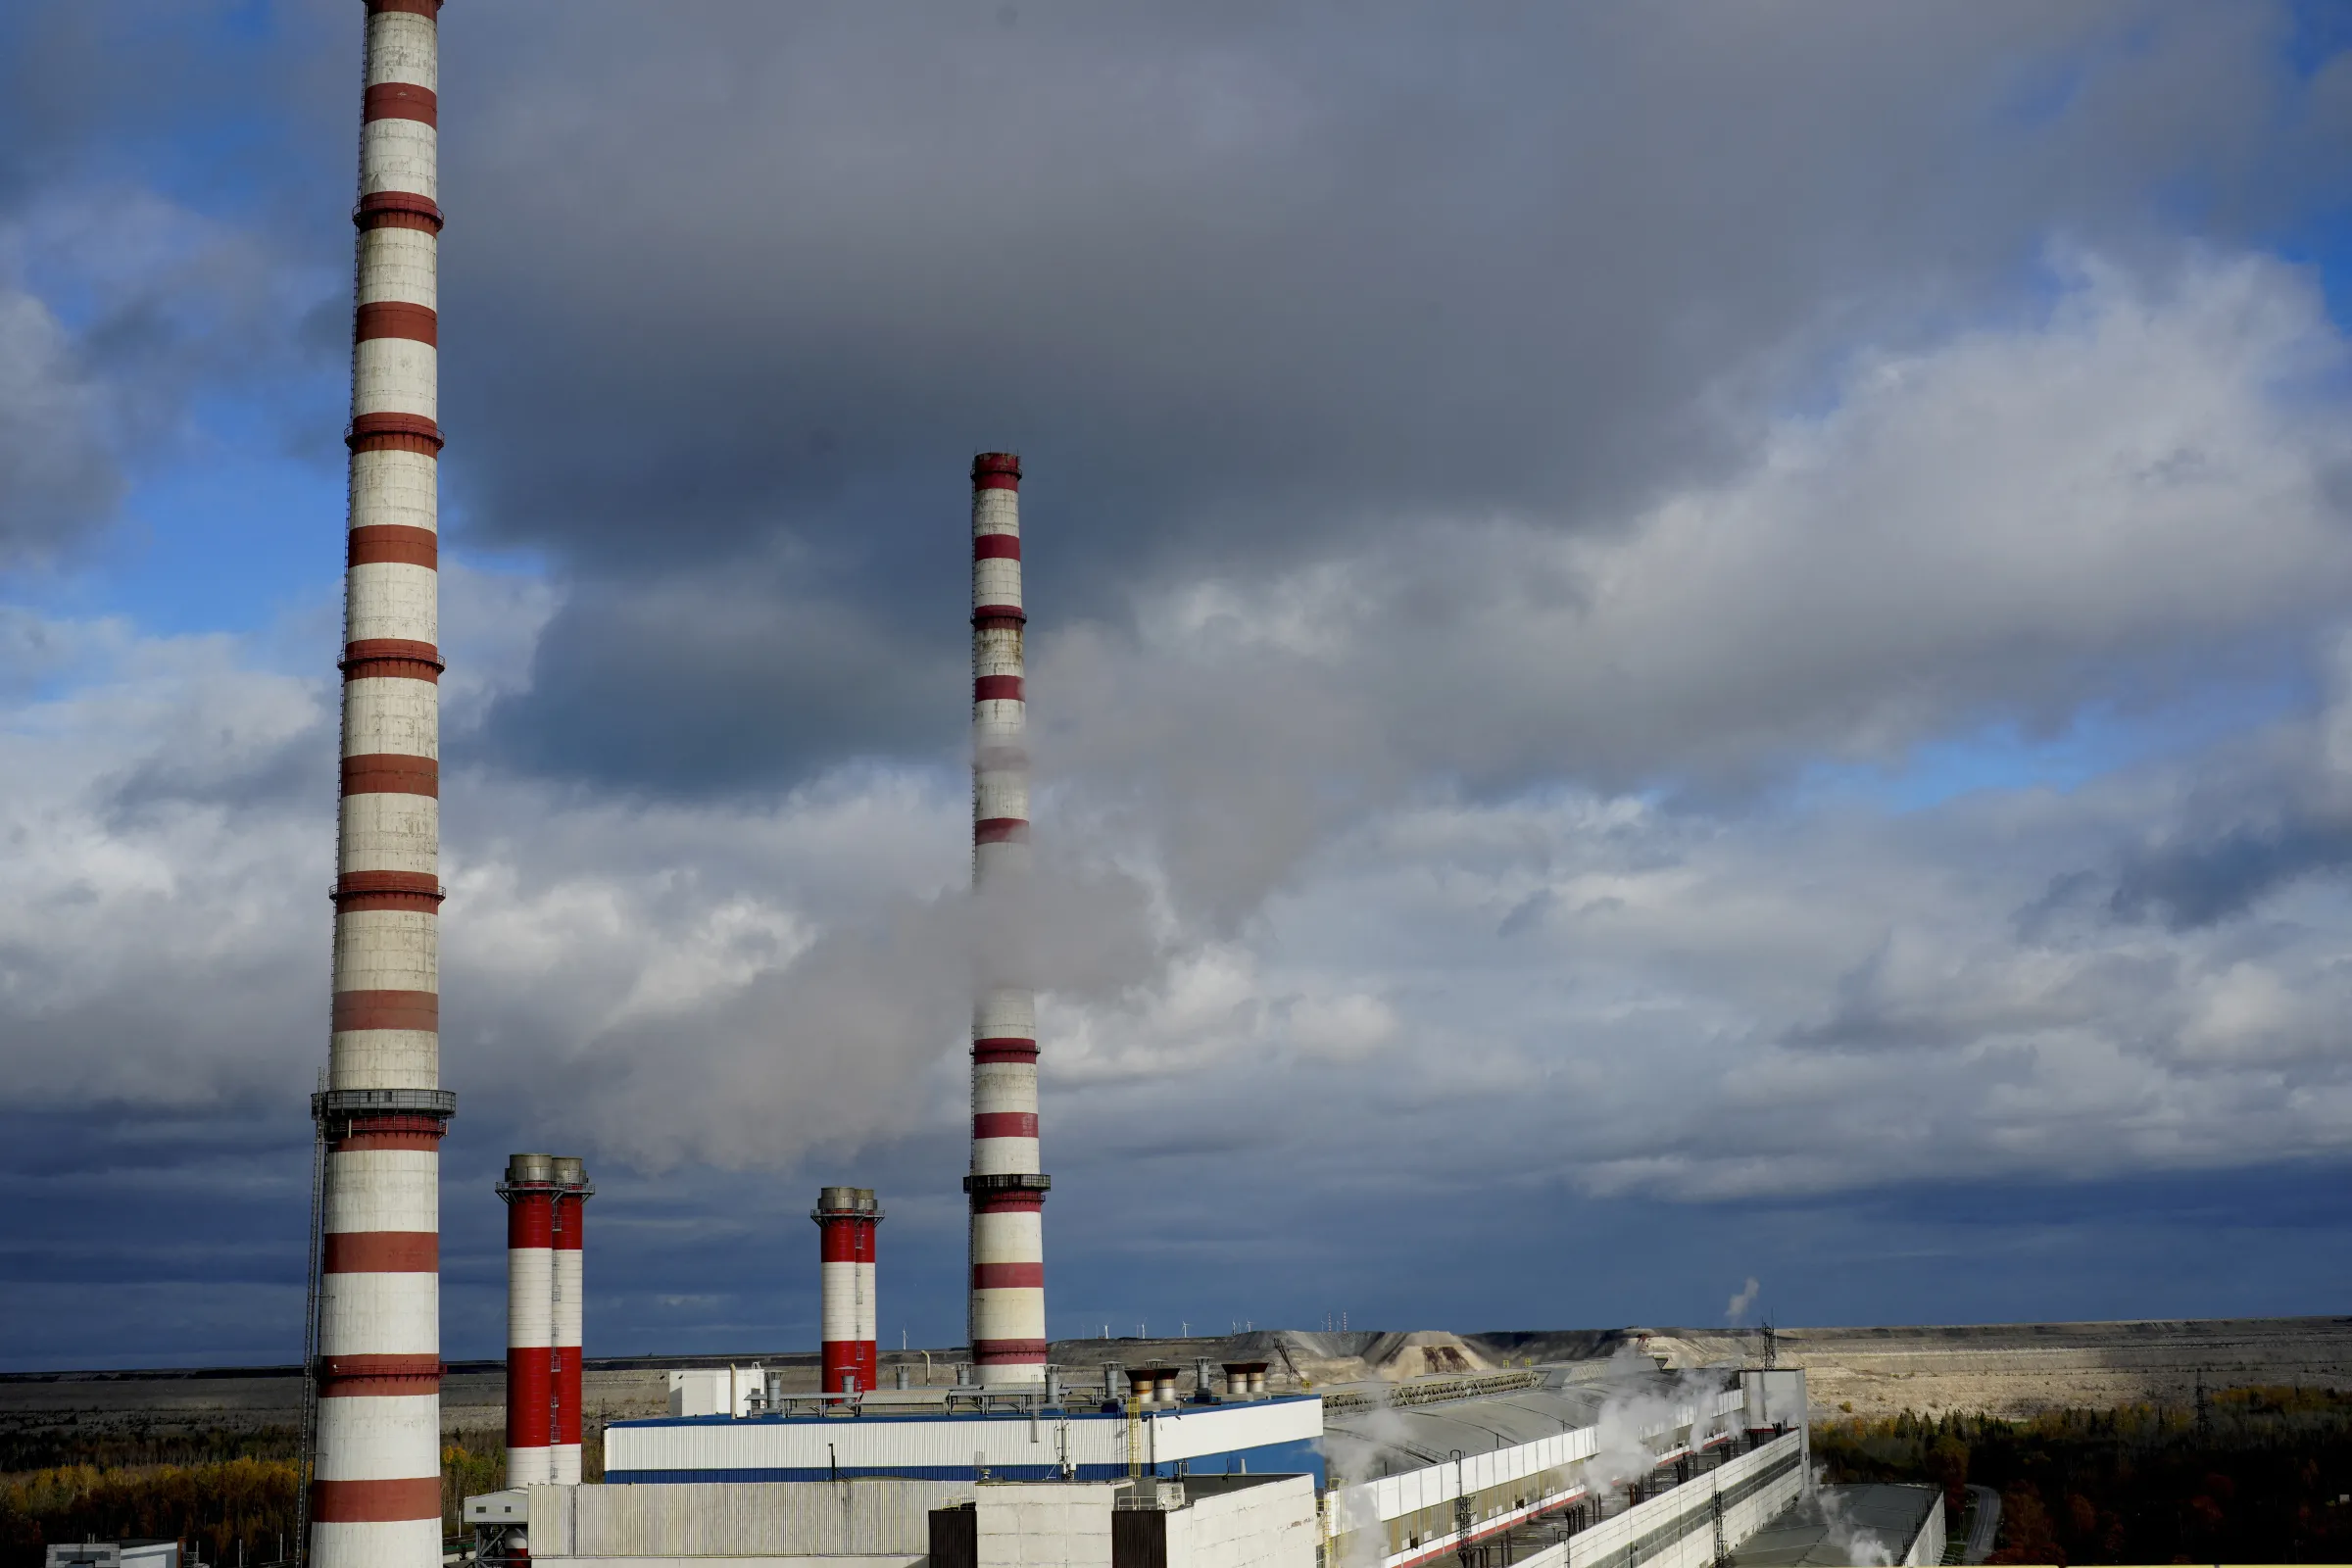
[0,1431,299,1480]
[0,1459,298,1568]
[1814,1386,2352,1565]
[0,1428,606,1568]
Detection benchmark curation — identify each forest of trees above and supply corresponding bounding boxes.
[0,1428,581,1568]
[0,1422,301,1568]
[1814,1386,2352,1564]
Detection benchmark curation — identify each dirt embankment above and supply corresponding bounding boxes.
[1628,1317,2352,1419]
[8,1318,2349,1438]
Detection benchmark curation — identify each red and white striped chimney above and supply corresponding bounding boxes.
[964,453,1050,1387]
[811,1187,881,1396]
[500,1154,557,1488]
[551,1156,591,1484]
[310,5,450,1567]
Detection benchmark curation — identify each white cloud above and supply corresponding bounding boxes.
[5,250,2352,1213]
[1035,251,2352,919]
[0,283,118,563]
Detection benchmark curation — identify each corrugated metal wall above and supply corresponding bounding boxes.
[1563,1432,1805,1568]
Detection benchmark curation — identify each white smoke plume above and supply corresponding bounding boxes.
[1319,1386,1444,1568]
[1584,1346,1741,1494]
[1816,1477,1895,1566]
[1725,1277,1761,1325]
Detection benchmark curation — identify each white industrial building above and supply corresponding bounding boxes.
[466,1364,1812,1568]
[470,1474,1318,1568]
[1319,1365,1809,1568]
[606,1388,1323,1485]
[44,1544,181,1568]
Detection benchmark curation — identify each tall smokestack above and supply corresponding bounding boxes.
[964,453,1050,1387]
[550,1156,591,1484]
[812,1187,882,1396]
[500,1154,558,1488]
[310,4,450,1567]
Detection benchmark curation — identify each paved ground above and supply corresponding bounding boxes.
[1960,1484,2000,1564]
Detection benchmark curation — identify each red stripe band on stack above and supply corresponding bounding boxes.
[362,82,437,125]
[348,526,440,568]
[354,191,444,232]
[355,302,439,345]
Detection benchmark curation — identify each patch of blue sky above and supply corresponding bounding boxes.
[1978,34,2106,138]
[2275,205,2352,337]
[2285,0,2352,78]
[56,8,338,228]
[1967,4,2352,333]
[1792,674,2316,814]
[7,383,343,647]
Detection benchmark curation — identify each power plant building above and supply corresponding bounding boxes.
[466,1366,1809,1568]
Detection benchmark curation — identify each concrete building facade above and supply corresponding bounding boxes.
[472,1365,1805,1568]
[469,1474,1317,1568]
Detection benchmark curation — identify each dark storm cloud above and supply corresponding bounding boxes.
[2111,811,2352,929]
[437,0,2312,561]
[471,557,963,791]
[0,294,119,564]
[2103,714,2352,930]
[421,0,2352,788]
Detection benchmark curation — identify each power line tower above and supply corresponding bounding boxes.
[1761,1315,1779,1369]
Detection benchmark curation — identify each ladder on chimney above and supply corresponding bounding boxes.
[296,1067,327,1568]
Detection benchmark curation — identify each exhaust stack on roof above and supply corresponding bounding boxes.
[812,1187,882,1395]
[551,1156,592,1483]
[310,4,452,1567]
[499,1153,591,1485]
[963,453,1050,1387]
[499,1154,558,1487]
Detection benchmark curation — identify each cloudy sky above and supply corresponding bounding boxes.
[5,1,2352,1370]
